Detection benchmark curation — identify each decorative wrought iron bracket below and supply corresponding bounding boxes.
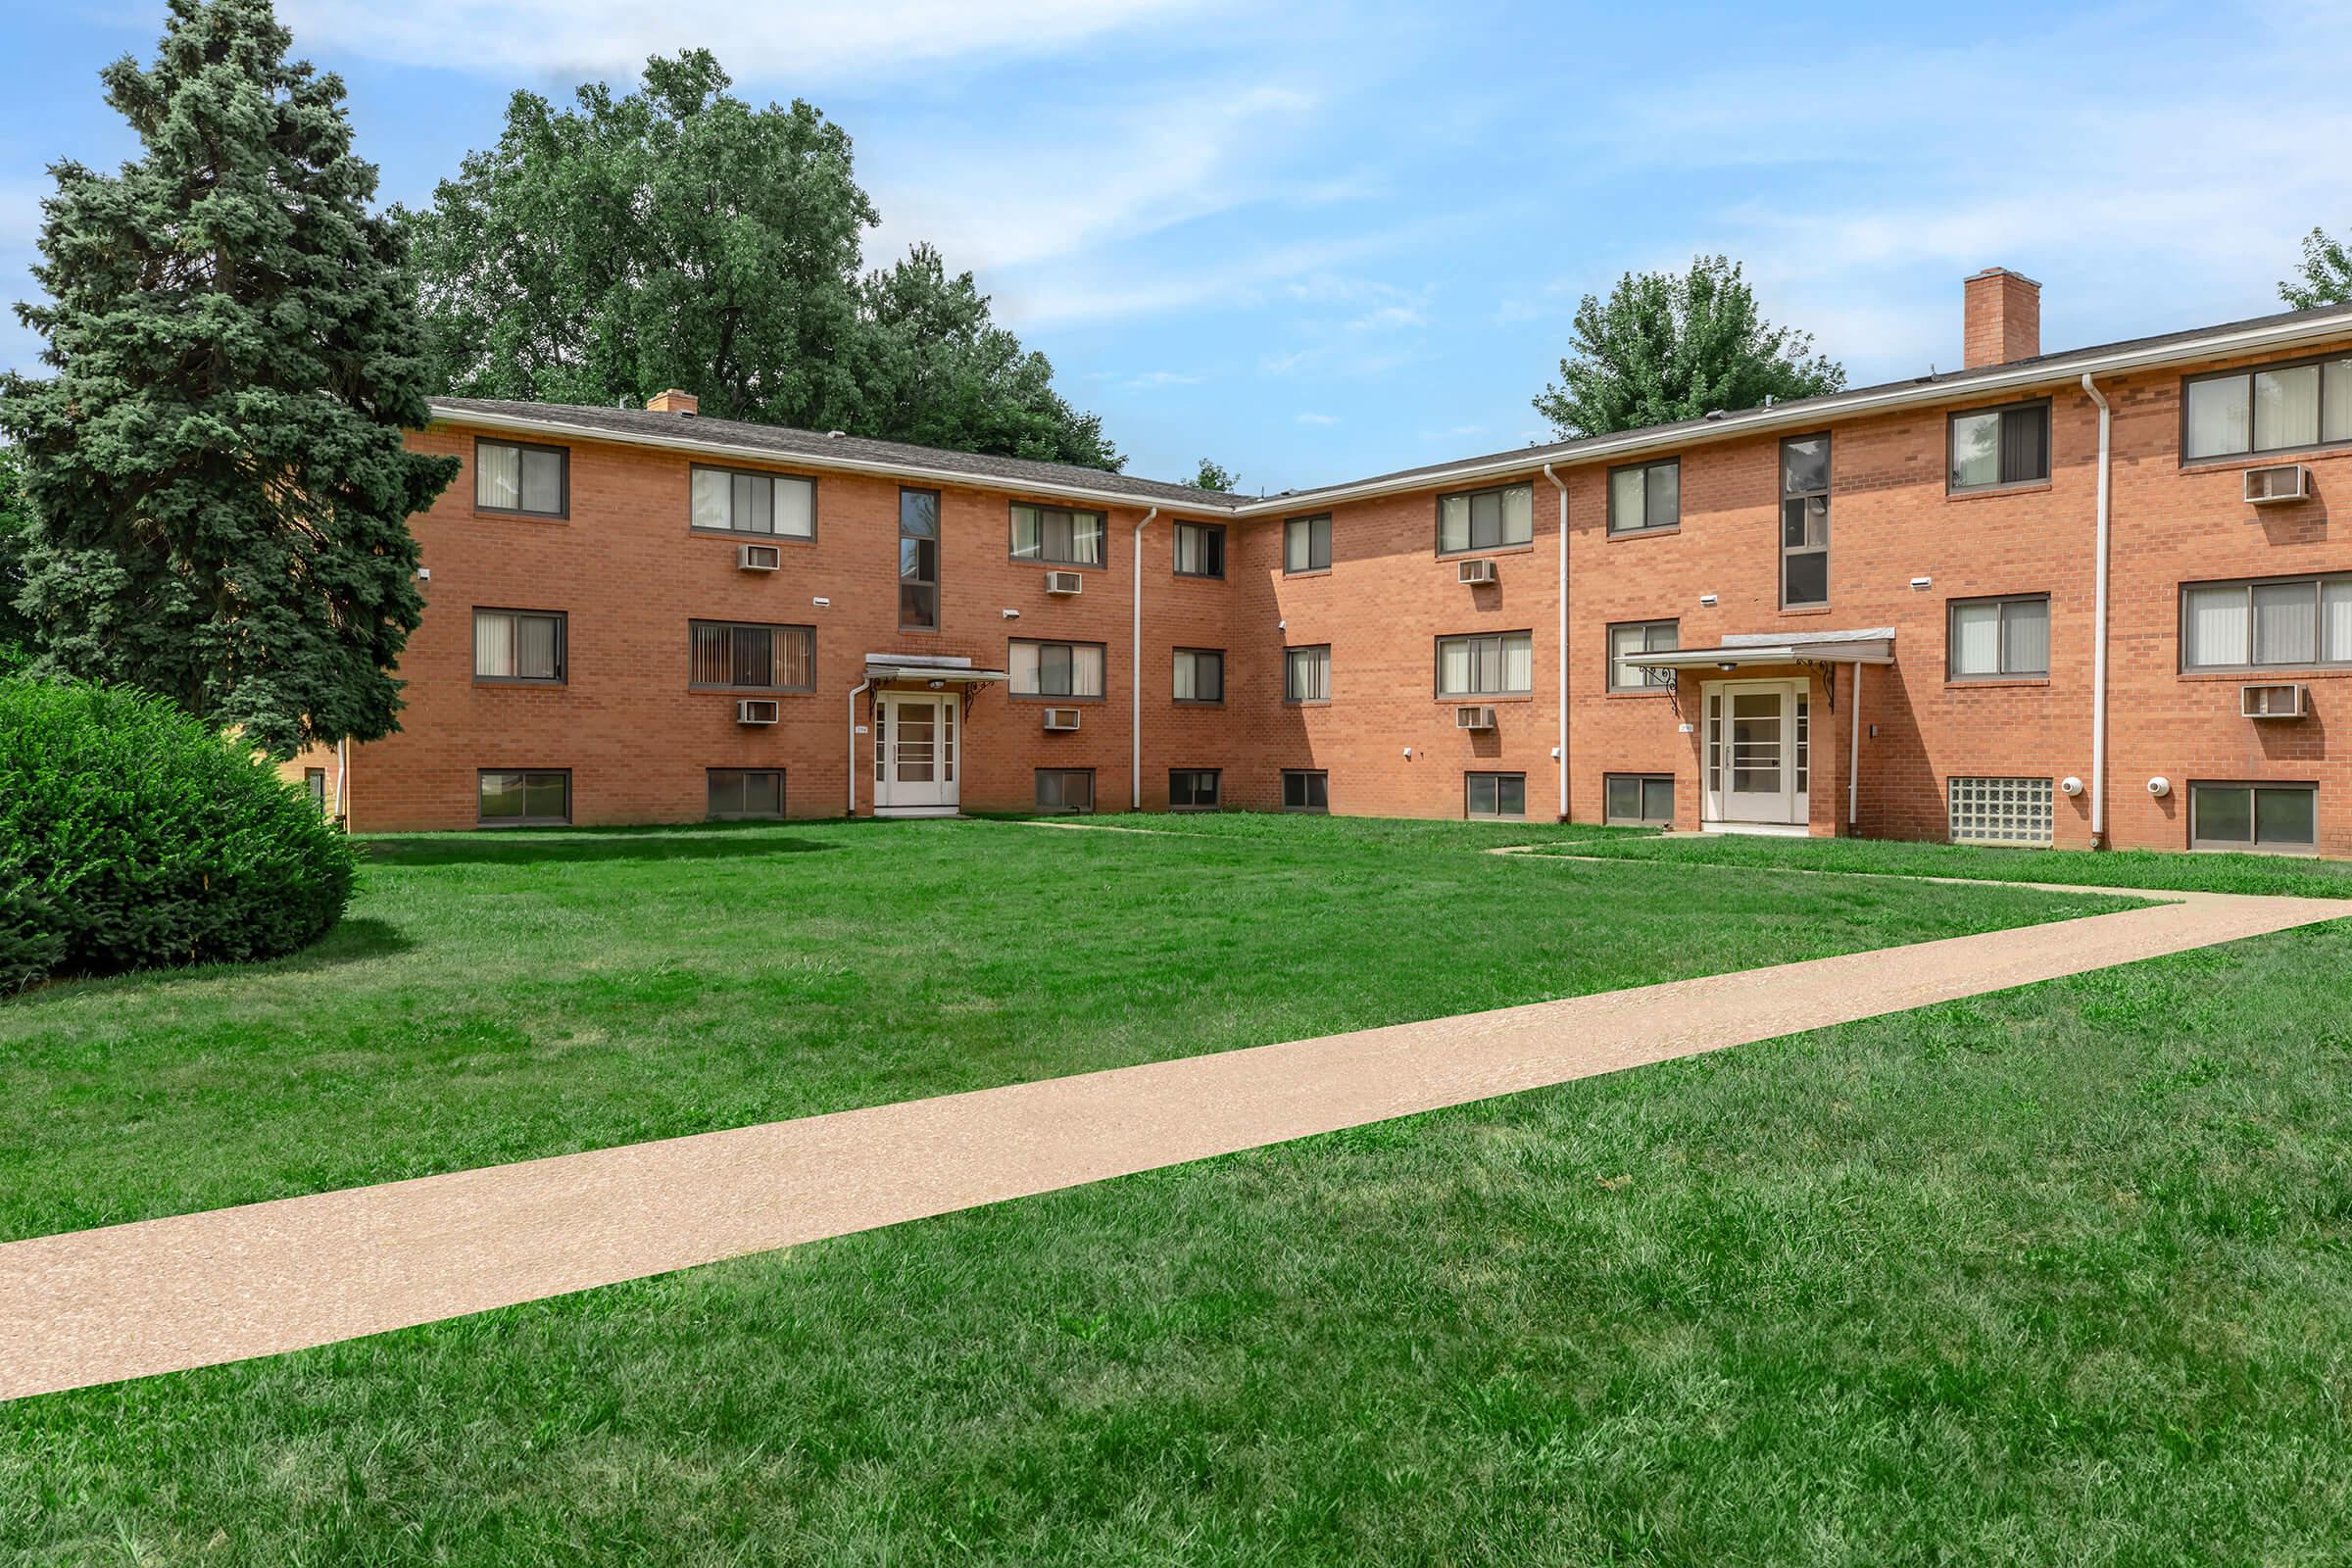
[1795,660,1837,711]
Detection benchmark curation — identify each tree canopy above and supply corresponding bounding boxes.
[2280,226,2352,310]
[405,52,1121,470]
[0,446,32,672]
[1188,459,1239,492]
[0,0,457,757]
[1532,255,1846,439]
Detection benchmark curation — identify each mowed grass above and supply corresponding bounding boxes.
[7,898,2351,1563]
[0,817,2120,1242]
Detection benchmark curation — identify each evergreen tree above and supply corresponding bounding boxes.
[1,0,456,758]
[0,445,32,672]
[1533,255,1845,439]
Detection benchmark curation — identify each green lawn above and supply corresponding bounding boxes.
[11,821,2352,1564]
[0,817,2114,1242]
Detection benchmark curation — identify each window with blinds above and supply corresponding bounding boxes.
[1436,482,1534,555]
[691,466,815,537]
[1436,631,1532,697]
[472,609,565,683]
[1284,514,1332,573]
[688,621,815,690]
[1948,402,2051,491]
[1009,503,1105,566]
[2180,575,2352,670]
[474,439,566,516]
[1607,460,1680,534]
[1947,595,2049,678]
[1284,645,1331,703]
[1607,620,1678,691]
[2183,355,2352,461]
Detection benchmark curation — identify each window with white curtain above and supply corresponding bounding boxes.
[2183,356,2352,460]
[1947,595,2049,678]
[1172,522,1225,577]
[1607,460,1681,533]
[1284,514,1332,573]
[1009,503,1106,566]
[1010,639,1105,699]
[474,438,566,515]
[1948,402,2051,492]
[1284,645,1331,703]
[1607,620,1679,691]
[472,609,565,683]
[2181,575,2352,669]
[691,466,814,537]
[1172,648,1224,704]
[1436,631,1533,697]
[1437,482,1534,554]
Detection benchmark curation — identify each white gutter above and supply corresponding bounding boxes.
[1542,465,1568,822]
[2082,372,2113,848]
[845,677,869,817]
[1130,506,1157,809]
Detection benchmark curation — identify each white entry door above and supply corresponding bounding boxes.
[875,693,959,813]
[1704,680,1808,827]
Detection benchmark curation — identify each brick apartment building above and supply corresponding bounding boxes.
[289,270,2352,857]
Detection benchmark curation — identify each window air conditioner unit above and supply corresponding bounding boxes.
[1457,558,1496,585]
[1454,705,1496,731]
[736,699,781,725]
[2241,682,2305,718]
[2244,464,2309,505]
[1043,707,1082,731]
[1045,569,1083,595]
[737,543,782,571]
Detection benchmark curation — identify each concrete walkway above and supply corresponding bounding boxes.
[3,874,2344,1400]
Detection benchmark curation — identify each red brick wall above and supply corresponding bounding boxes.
[293,339,2352,855]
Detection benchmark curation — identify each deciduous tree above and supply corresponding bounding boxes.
[2280,225,2352,309]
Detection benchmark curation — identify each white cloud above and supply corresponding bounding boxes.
[1113,369,1205,391]
[277,0,1214,79]
[1295,411,1339,425]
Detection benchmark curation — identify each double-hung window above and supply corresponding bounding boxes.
[1284,514,1332,573]
[1173,522,1226,578]
[1011,639,1105,699]
[472,609,565,683]
[1948,595,2050,678]
[1780,434,1831,608]
[2181,574,2352,670]
[691,466,815,538]
[1948,401,2051,491]
[1607,460,1680,534]
[1173,648,1224,704]
[2183,355,2352,461]
[1010,503,1105,566]
[1284,645,1331,703]
[689,621,815,691]
[1436,632,1532,697]
[1607,620,1678,692]
[1437,482,1534,554]
[474,438,566,516]
[899,488,940,629]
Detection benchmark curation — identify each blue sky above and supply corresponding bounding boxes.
[4,0,2349,492]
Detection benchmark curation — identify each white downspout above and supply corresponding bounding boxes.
[1130,506,1157,810]
[1542,465,1568,821]
[335,738,350,825]
[846,677,869,817]
[1847,664,1862,829]
[2081,372,2112,848]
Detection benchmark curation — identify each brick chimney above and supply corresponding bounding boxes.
[646,388,699,416]
[1962,269,2040,368]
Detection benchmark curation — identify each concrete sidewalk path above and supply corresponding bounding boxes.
[3,878,2344,1400]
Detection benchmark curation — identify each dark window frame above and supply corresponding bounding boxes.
[1435,480,1536,557]
[1606,618,1680,693]
[1434,630,1535,698]
[471,606,568,686]
[1172,520,1227,579]
[687,619,817,693]
[2180,350,2352,465]
[304,767,327,813]
[1008,500,1109,569]
[1603,772,1676,827]
[1463,771,1528,821]
[1168,768,1221,810]
[2188,780,2319,855]
[1946,593,2051,680]
[2179,571,2352,673]
[706,767,786,821]
[1172,647,1226,705]
[1779,432,1832,610]
[1946,398,2053,493]
[688,463,819,541]
[1284,514,1333,574]
[472,436,570,519]
[899,487,942,631]
[1283,644,1332,705]
[1034,767,1097,815]
[1605,458,1682,535]
[475,767,571,828]
[1009,637,1109,703]
[1281,769,1330,813]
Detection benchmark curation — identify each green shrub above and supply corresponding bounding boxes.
[0,677,357,993]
